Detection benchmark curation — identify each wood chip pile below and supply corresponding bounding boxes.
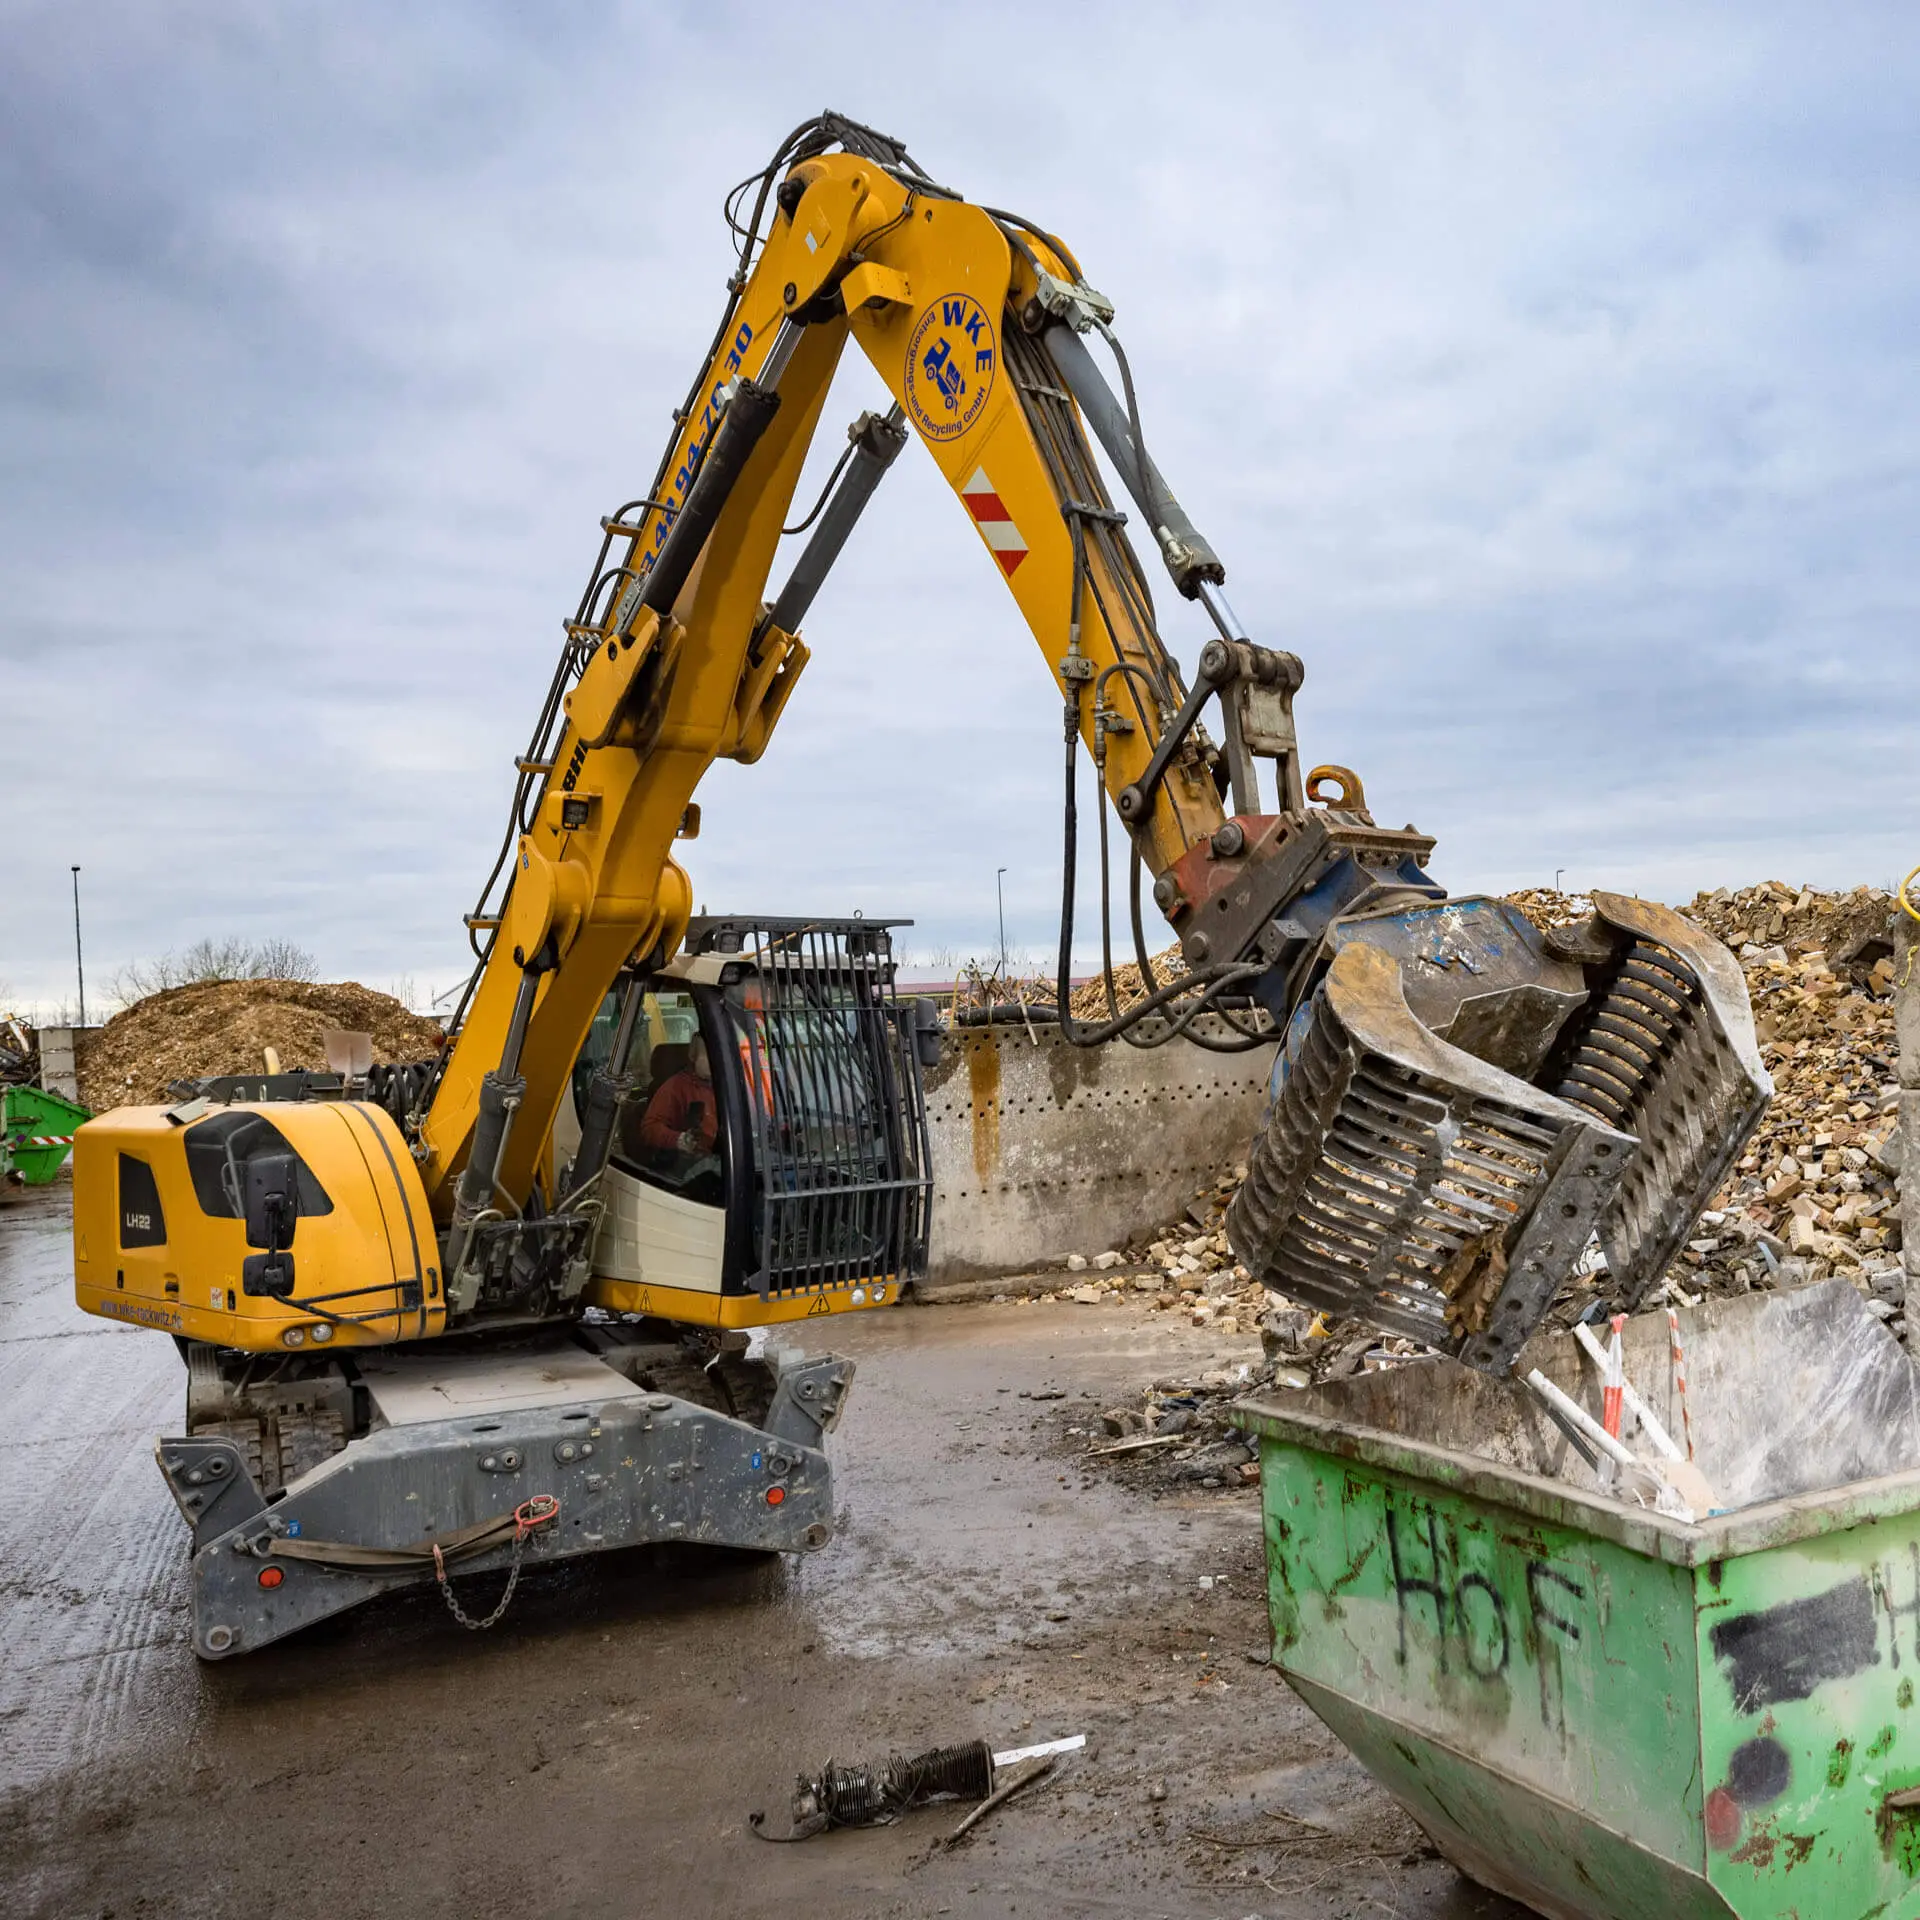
[78,980,446,1110]
[1065,946,1186,1021]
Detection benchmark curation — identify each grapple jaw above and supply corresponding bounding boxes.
[1227,893,1771,1373]
[1540,891,1773,1309]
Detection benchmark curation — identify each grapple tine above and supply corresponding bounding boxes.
[1541,891,1772,1309]
[1229,941,1637,1373]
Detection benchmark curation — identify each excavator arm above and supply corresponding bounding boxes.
[416,120,1250,1306]
[411,111,1769,1364]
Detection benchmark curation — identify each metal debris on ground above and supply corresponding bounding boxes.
[749,1731,1084,1842]
[750,1740,996,1841]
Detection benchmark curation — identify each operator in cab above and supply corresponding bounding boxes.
[636,1035,720,1195]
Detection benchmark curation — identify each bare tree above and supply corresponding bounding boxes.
[110,936,321,1007]
[249,938,320,982]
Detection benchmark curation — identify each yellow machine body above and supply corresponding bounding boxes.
[74,1103,444,1353]
[71,124,1230,1359]
[584,1271,895,1331]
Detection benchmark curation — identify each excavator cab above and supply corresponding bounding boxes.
[580,917,936,1330]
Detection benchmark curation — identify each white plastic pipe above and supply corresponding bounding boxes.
[1572,1322,1684,1462]
[993,1734,1087,1768]
[1525,1369,1638,1468]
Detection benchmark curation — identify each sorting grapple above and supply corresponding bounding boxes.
[1228,892,1770,1371]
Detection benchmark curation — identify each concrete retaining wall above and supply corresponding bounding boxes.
[922,1016,1275,1282]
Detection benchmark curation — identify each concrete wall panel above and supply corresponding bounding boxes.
[922,1017,1274,1281]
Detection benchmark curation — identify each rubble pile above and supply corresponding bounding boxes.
[1040,1166,1427,1487]
[1079,1373,1266,1490]
[1688,879,1900,976]
[1040,1167,1260,1324]
[79,979,446,1109]
[1666,881,1904,1317]
[1505,886,1594,932]
[1065,945,1185,1021]
[936,945,1189,1027]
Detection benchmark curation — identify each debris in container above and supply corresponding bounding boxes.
[1572,1319,1684,1462]
[1600,1313,1626,1443]
[1234,1278,1920,1920]
[1523,1369,1703,1520]
[1667,1305,1697,1459]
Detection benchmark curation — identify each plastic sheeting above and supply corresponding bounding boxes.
[1299,1280,1920,1515]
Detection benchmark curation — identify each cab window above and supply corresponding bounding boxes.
[578,986,724,1205]
[183,1112,333,1220]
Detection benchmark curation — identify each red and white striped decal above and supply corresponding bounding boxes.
[23,1135,74,1149]
[959,468,1028,577]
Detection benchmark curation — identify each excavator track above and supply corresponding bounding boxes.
[277,1411,347,1488]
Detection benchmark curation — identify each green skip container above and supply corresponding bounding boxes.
[2,1083,91,1186]
[1232,1280,1920,1920]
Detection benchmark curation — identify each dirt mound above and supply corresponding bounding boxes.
[79,980,446,1110]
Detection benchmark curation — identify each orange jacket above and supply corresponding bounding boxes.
[638,1071,719,1154]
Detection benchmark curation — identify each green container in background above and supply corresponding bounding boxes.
[1232,1281,1920,1920]
[2,1084,91,1186]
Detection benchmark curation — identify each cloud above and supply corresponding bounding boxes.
[3,1,1916,1011]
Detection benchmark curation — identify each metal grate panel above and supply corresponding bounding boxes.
[706,921,932,1300]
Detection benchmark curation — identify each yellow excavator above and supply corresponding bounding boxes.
[71,113,1769,1657]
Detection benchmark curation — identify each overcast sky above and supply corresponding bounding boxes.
[4,2,1917,1014]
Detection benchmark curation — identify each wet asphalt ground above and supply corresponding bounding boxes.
[1,1178,1529,1919]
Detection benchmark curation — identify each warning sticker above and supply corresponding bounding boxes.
[960,468,1028,577]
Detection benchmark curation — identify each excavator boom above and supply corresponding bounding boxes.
[410,110,1766,1365]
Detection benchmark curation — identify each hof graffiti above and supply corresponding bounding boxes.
[1387,1505,1511,1680]
[1384,1501,1588,1720]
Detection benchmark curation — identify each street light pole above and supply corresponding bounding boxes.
[996,867,1008,980]
[70,865,86,1030]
